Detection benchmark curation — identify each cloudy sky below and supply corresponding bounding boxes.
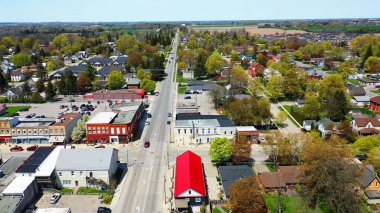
[1,0,379,22]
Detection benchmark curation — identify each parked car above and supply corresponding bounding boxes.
[184,96,191,99]
[95,145,105,148]
[167,120,171,124]
[86,112,91,115]
[144,141,150,148]
[155,92,159,96]
[49,193,61,204]
[168,112,172,117]
[145,121,150,125]
[25,115,32,118]
[59,105,65,109]
[10,146,24,152]
[11,113,20,117]
[26,145,38,151]
[68,99,75,102]
[147,113,152,118]
[97,206,112,213]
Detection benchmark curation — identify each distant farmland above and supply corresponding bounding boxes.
[190,25,307,35]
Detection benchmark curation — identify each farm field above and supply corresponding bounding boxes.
[191,25,307,35]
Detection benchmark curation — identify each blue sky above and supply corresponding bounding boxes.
[1,0,379,22]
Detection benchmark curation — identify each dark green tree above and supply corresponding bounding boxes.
[361,45,373,68]
[194,50,208,79]
[0,71,8,93]
[84,63,97,81]
[35,78,45,93]
[324,89,350,121]
[21,83,31,97]
[45,81,56,101]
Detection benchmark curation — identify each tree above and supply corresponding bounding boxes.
[361,45,373,68]
[230,65,248,95]
[35,78,45,93]
[337,120,356,142]
[136,67,145,80]
[12,53,31,68]
[194,49,208,79]
[303,96,321,120]
[57,70,77,95]
[256,54,268,66]
[45,81,56,101]
[0,71,8,93]
[229,177,267,213]
[267,75,284,100]
[293,50,304,60]
[300,136,362,212]
[352,135,380,156]
[367,147,380,174]
[365,56,380,73]
[228,97,271,126]
[208,137,232,163]
[324,89,350,121]
[282,68,306,99]
[223,43,233,56]
[30,92,45,103]
[338,59,356,78]
[140,79,156,94]
[231,134,251,164]
[71,115,90,143]
[21,82,32,97]
[77,73,92,94]
[107,70,126,90]
[205,51,224,75]
[46,60,59,72]
[277,111,288,126]
[84,63,97,81]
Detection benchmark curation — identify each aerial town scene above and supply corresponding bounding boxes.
[0,0,380,213]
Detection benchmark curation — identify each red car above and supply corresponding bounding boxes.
[144,141,150,148]
[27,145,38,151]
[10,146,24,152]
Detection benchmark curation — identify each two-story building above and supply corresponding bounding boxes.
[48,113,81,144]
[11,118,55,144]
[370,96,380,113]
[351,117,380,136]
[0,117,19,143]
[360,165,380,204]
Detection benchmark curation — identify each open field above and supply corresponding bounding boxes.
[191,25,307,35]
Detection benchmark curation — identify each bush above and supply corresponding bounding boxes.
[0,97,7,103]
[102,194,113,204]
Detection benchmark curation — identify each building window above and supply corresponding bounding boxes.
[231,131,233,134]
[90,172,93,177]
[207,138,209,143]
[208,128,210,134]
[58,172,62,176]
[184,129,187,134]
[63,180,71,185]
[214,128,217,133]
[195,198,201,203]
[202,129,205,134]
[71,171,74,176]
[178,129,181,134]
[224,131,226,134]
[88,129,92,134]
[196,129,199,134]
[80,171,83,176]
[189,190,191,194]
[190,129,192,134]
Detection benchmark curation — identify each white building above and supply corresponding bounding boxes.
[175,114,236,144]
[55,148,118,188]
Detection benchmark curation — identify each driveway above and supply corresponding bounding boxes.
[251,144,270,174]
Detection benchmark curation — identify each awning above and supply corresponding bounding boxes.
[175,199,188,209]
[48,136,65,143]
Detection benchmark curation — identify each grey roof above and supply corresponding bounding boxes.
[365,190,380,199]
[175,114,234,127]
[56,148,118,171]
[360,165,378,188]
[348,85,366,96]
[113,56,128,65]
[0,157,27,192]
[353,96,370,102]
[67,66,87,74]
[86,57,112,65]
[98,66,123,78]
[303,120,317,126]
[7,85,23,96]
[113,111,135,124]
[307,69,328,78]
[0,195,23,213]
[127,78,141,85]
[219,165,253,197]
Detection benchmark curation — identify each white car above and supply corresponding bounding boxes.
[259,137,266,143]
[145,121,150,125]
[49,193,61,204]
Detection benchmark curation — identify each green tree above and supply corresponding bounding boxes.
[136,67,145,80]
[0,71,8,93]
[12,53,31,68]
[367,147,380,174]
[303,96,321,120]
[267,75,284,100]
[293,50,304,61]
[223,43,234,56]
[140,79,156,94]
[107,70,126,90]
[365,56,380,73]
[205,51,224,75]
[22,37,33,50]
[277,111,288,125]
[30,92,45,103]
[71,115,90,143]
[57,70,77,95]
[194,49,208,79]
[45,81,56,101]
[338,59,356,78]
[208,137,232,163]
[361,45,373,68]
[21,82,32,97]
[84,63,97,81]
[228,97,271,126]
[352,136,380,156]
[230,65,248,95]
[324,89,350,121]
[35,78,45,93]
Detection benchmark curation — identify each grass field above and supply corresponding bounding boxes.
[191,26,306,35]
[1,106,31,117]
[77,188,112,194]
[351,107,376,117]
[347,79,360,86]
[280,105,303,127]
[264,195,326,213]
[178,84,187,94]
[265,161,277,173]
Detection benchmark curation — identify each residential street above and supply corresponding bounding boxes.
[113,33,179,213]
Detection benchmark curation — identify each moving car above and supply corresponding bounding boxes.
[184,96,191,99]
[49,193,61,204]
[97,206,112,213]
[26,145,38,151]
[168,112,172,117]
[10,146,24,152]
[167,120,171,124]
[95,145,105,148]
[144,141,150,148]
[145,121,150,125]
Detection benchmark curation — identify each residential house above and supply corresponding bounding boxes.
[352,96,371,107]
[175,114,236,144]
[318,118,342,138]
[174,151,206,212]
[370,96,380,113]
[98,66,123,80]
[48,113,81,144]
[347,85,366,97]
[55,148,118,188]
[235,126,260,144]
[0,104,6,116]
[126,78,141,89]
[186,81,218,93]
[306,69,328,80]
[10,71,25,82]
[67,66,87,76]
[0,117,19,143]
[218,165,253,198]
[6,85,23,101]
[351,117,380,136]
[359,77,380,87]
[182,69,195,79]
[112,56,128,67]
[310,58,325,67]
[247,62,264,77]
[82,57,112,67]
[302,120,318,131]
[360,165,380,204]
[258,166,302,192]
[240,54,253,64]
[20,66,29,73]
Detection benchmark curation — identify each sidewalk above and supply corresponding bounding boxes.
[162,165,174,213]
[110,165,134,211]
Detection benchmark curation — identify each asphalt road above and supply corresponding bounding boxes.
[114,33,179,213]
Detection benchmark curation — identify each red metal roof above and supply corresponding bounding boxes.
[371,96,380,105]
[174,151,206,198]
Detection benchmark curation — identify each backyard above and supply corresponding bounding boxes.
[1,106,31,117]
[178,84,187,94]
[264,194,326,213]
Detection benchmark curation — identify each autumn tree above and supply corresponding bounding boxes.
[300,136,362,212]
[337,120,356,142]
[209,137,232,164]
[229,177,267,213]
[365,56,380,73]
[77,73,92,93]
[230,65,248,95]
[256,54,268,66]
[231,134,251,164]
[205,51,224,75]
[107,70,126,90]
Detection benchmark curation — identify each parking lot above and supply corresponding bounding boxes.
[177,92,218,115]
[36,191,107,212]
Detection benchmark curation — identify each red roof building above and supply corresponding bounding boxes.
[370,96,380,113]
[174,151,206,210]
[247,62,264,78]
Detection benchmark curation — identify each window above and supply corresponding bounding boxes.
[184,129,187,134]
[230,131,233,134]
[195,198,201,203]
[88,129,92,134]
[202,129,205,134]
[63,180,71,185]
[71,171,74,176]
[208,128,210,134]
[58,172,62,176]
[207,138,209,143]
[190,129,192,134]
[214,128,217,133]
[196,129,199,134]
[224,131,226,134]
[178,129,181,134]
[376,182,379,187]
[189,190,191,194]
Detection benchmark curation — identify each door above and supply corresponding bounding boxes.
[75,181,78,187]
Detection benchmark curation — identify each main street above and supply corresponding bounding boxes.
[114,32,179,213]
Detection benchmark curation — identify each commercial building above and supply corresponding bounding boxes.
[91,89,145,100]
[55,148,118,188]
[11,118,55,144]
[86,101,144,144]
[235,126,260,144]
[0,117,19,143]
[48,113,81,144]
[174,114,236,144]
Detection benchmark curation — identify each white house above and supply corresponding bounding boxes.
[302,120,318,131]
[10,71,25,82]
[55,148,118,188]
[318,118,342,138]
[175,114,236,145]
[351,117,380,135]
[351,96,371,107]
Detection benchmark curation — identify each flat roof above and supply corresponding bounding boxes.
[87,112,117,124]
[0,157,27,192]
[51,113,80,127]
[0,195,23,213]
[34,146,63,177]
[236,126,258,132]
[2,176,35,195]
[113,111,135,124]
[16,147,55,174]
[16,122,53,128]
[36,208,71,213]
[56,148,117,171]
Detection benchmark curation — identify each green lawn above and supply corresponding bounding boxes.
[213,207,223,213]
[1,106,31,117]
[178,85,187,94]
[279,106,302,127]
[347,79,360,86]
[59,188,73,194]
[77,187,112,194]
[264,195,325,213]
[265,162,277,173]
[351,107,376,117]
[371,89,380,95]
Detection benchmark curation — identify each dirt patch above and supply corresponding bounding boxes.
[191,26,307,35]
